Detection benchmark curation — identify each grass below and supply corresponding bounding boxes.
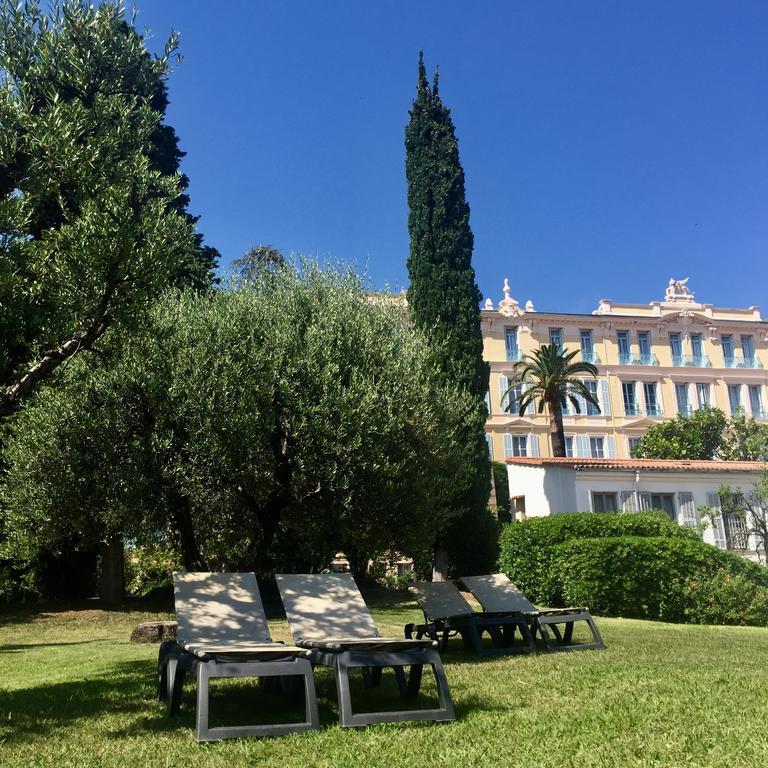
[2,592,768,768]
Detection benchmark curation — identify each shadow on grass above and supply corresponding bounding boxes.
[0,640,102,653]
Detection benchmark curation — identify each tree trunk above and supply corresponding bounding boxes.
[99,534,125,606]
[432,543,449,582]
[167,488,207,571]
[548,397,567,457]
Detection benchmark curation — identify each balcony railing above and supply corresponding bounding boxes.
[581,351,600,364]
[724,355,763,369]
[506,349,522,363]
[618,353,659,366]
[677,405,694,416]
[752,409,768,420]
[646,404,663,417]
[672,355,711,368]
[623,403,642,416]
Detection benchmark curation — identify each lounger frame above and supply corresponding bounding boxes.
[159,572,320,741]
[276,573,455,728]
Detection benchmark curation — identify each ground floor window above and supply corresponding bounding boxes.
[592,492,618,512]
[650,493,676,520]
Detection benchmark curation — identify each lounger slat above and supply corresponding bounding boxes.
[460,574,538,614]
[174,571,273,646]
[275,573,381,641]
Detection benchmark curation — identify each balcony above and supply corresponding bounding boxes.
[752,409,768,420]
[646,404,664,417]
[618,353,659,366]
[623,403,642,417]
[724,355,763,369]
[506,349,522,363]
[581,351,600,365]
[677,405,694,416]
[672,355,711,368]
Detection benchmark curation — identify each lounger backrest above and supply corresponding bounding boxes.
[275,573,380,641]
[460,574,538,613]
[410,581,475,621]
[173,571,272,647]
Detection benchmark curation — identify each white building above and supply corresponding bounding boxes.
[506,457,767,561]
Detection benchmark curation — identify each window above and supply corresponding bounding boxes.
[722,334,734,365]
[565,436,574,457]
[728,384,742,414]
[675,383,691,415]
[485,434,493,459]
[650,493,676,520]
[637,331,651,363]
[592,492,617,513]
[622,381,639,416]
[589,436,605,458]
[617,331,631,363]
[690,333,703,363]
[505,327,519,362]
[504,434,528,457]
[580,329,594,362]
[627,437,642,456]
[643,382,661,416]
[585,380,600,416]
[549,327,563,348]
[742,335,755,365]
[723,512,749,550]
[669,333,682,365]
[506,382,522,415]
[696,383,710,409]
[749,385,764,418]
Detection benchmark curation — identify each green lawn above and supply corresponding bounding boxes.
[2,593,768,768]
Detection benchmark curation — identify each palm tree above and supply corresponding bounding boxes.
[502,344,600,457]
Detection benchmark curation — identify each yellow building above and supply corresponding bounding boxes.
[483,278,768,461]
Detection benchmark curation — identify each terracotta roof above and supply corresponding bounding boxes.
[506,457,768,472]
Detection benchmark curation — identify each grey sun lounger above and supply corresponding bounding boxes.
[405,581,536,656]
[275,572,455,728]
[460,574,605,652]
[157,572,320,741]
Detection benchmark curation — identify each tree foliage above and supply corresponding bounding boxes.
[0,0,216,418]
[0,263,474,577]
[404,53,490,575]
[632,407,768,461]
[502,344,599,457]
[717,471,768,564]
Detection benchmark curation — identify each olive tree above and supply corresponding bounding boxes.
[1,263,473,597]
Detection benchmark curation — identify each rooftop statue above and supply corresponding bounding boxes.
[665,277,694,302]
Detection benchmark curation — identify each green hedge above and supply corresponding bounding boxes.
[498,512,698,606]
[498,512,768,626]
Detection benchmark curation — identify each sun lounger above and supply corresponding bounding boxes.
[460,574,605,652]
[158,571,320,741]
[405,581,536,656]
[275,572,455,727]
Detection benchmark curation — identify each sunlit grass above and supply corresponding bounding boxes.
[2,593,768,767]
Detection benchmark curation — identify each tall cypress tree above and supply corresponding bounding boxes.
[405,53,491,579]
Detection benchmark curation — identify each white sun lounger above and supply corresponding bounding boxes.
[158,571,319,741]
[276,572,455,727]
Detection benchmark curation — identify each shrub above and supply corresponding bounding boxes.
[499,512,697,606]
[124,544,179,597]
[492,462,511,523]
[556,536,754,619]
[446,506,500,578]
[660,569,768,626]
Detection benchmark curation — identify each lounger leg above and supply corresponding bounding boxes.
[167,656,187,716]
[330,649,454,728]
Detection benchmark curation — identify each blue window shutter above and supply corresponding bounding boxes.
[499,375,509,412]
[605,436,616,458]
[600,380,611,416]
[528,433,540,457]
[503,433,513,458]
[576,434,590,457]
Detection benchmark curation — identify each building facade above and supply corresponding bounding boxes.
[505,457,765,562]
[483,278,768,462]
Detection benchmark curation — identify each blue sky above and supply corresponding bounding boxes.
[135,1,768,314]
